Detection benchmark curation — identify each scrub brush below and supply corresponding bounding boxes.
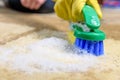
[71,5,106,56]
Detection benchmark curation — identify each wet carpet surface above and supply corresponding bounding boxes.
[0,7,120,80]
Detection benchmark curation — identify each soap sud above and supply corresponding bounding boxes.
[0,37,98,73]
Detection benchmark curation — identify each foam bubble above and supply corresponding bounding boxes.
[0,37,98,73]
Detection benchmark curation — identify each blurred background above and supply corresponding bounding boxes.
[0,0,120,45]
[99,0,120,8]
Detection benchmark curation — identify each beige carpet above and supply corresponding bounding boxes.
[0,6,120,80]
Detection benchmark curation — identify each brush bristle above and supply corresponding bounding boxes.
[75,38,104,56]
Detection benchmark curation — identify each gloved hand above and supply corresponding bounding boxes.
[54,0,102,22]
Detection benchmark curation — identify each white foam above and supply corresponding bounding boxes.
[0,37,98,73]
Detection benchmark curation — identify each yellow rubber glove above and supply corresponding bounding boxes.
[67,31,75,44]
[54,0,102,22]
[54,0,102,44]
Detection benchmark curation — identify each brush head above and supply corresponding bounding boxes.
[75,38,104,56]
[73,25,105,56]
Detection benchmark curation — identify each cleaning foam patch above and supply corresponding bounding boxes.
[0,37,99,73]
